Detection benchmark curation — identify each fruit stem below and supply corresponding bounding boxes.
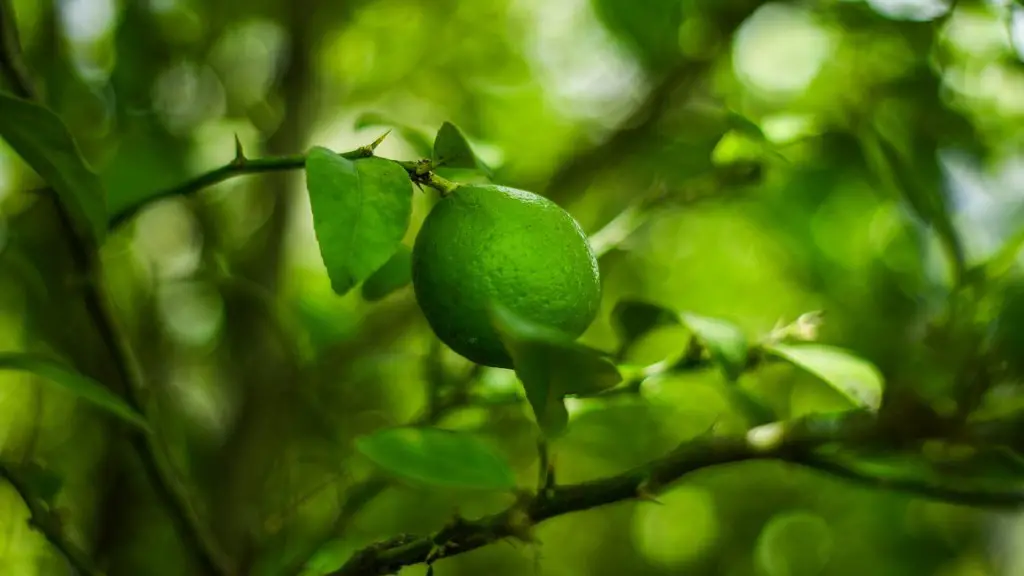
[394,159,461,196]
[423,172,462,197]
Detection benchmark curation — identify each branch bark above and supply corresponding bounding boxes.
[328,411,1024,576]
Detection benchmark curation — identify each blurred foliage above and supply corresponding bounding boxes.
[1,0,1024,575]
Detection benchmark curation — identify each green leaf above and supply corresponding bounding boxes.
[305,148,413,296]
[0,92,106,246]
[491,305,621,437]
[361,245,412,302]
[611,299,680,349]
[680,313,749,381]
[354,113,434,158]
[431,122,492,176]
[764,344,884,410]
[725,111,767,141]
[354,426,517,490]
[0,353,149,431]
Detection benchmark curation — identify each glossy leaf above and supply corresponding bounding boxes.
[0,92,106,246]
[354,113,434,158]
[681,313,749,381]
[611,299,680,349]
[491,305,621,437]
[0,353,149,431]
[765,344,884,410]
[305,148,413,295]
[361,245,412,302]
[431,122,491,176]
[354,426,517,490]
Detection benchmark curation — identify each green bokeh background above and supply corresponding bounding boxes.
[2,0,1024,574]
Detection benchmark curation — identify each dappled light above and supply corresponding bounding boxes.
[1,0,1024,575]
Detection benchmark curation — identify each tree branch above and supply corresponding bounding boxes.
[107,138,455,232]
[327,413,877,576]
[0,462,103,576]
[280,360,490,576]
[329,409,1024,576]
[0,6,232,575]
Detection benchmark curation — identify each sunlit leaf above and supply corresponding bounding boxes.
[354,426,517,490]
[305,148,413,295]
[361,245,412,302]
[611,299,680,349]
[764,344,884,410]
[0,92,106,246]
[681,313,749,381]
[0,353,149,431]
[431,122,491,176]
[491,305,621,437]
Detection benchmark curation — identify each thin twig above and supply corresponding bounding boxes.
[0,462,104,576]
[107,141,458,231]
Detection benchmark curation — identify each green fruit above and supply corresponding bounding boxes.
[412,184,602,368]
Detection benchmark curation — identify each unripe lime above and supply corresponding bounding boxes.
[411,184,601,368]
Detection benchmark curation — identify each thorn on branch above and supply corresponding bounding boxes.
[356,130,392,157]
[635,490,664,505]
[369,130,391,152]
[232,134,247,166]
[636,477,663,505]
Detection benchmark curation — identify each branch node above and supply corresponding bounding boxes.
[635,481,663,505]
[504,507,536,544]
[415,158,433,176]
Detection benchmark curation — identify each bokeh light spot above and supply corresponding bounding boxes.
[733,4,833,99]
[756,511,834,576]
[867,0,952,22]
[632,485,718,568]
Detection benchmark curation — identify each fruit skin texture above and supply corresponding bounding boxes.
[412,184,601,369]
